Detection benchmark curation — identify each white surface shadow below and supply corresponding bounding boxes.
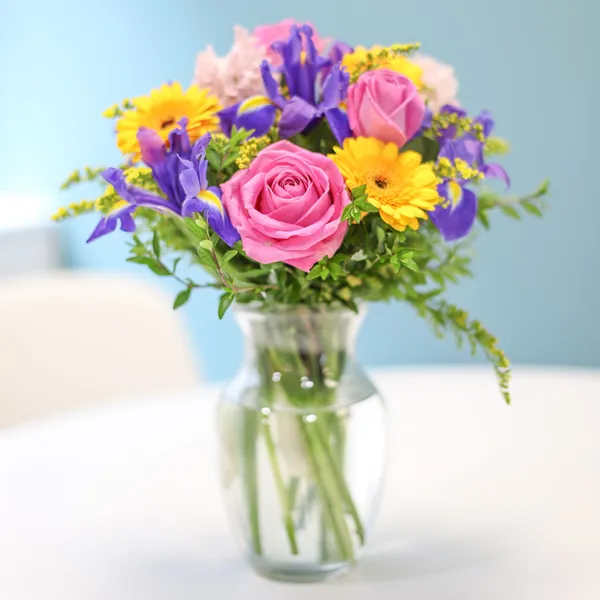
[337,532,503,584]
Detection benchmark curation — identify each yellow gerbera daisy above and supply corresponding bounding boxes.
[329,137,440,231]
[115,83,221,161]
[342,46,423,88]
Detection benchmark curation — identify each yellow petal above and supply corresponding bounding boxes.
[398,150,422,171]
[382,142,400,162]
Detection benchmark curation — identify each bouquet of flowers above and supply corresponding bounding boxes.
[56,20,547,580]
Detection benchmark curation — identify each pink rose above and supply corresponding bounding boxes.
[221,141,350,272]
[253,19,330,66]
[347,69,426,147]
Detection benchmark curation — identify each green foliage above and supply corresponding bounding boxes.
[416,299,512,403]
[341,185,379,224]
[218,292,235,319]
[102,99,134,119]
[206,126,255,185]
[484,136,510,157]
[61,166,107,190]
[173,288,191,309]
[402,136,440,163]
[477,179,549,227]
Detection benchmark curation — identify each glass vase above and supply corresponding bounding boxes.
[217,304,387,582]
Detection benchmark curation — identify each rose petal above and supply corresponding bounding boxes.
[220,140,351,269]
[267,182,320,224]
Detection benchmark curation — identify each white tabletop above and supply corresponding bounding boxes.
[1,367,599,599]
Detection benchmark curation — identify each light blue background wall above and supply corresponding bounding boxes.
[1,0,597,380]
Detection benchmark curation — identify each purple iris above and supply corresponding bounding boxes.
[320,40,353,86]
[431,106,510,242]
[219,25,351,144]
[328,41,353,66]
[88,119,240,247]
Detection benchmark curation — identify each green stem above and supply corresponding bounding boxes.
[170,216,201,251]
[241,410,262,555]
[315,417,365,545]
[258,349,300,555]
[319,512,329,562]
[261,421,300,555]
[300,419,356,563]
[288,476,300,508]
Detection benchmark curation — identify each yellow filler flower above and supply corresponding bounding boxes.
[115,83,221,161]
[342,46,423,88]
[329,137,440,231]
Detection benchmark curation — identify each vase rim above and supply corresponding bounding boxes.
[232,301,366,318]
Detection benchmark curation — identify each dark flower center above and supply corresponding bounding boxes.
[161,118,176,129]
[374,178,388,189]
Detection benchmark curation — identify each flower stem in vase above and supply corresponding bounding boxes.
[241,408,262,555]
[261,419,300,555]
[299,416,356,563]
[314,415,365,545]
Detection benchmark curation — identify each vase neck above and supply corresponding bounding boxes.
[231,305,372,410]
[234,305,364,359]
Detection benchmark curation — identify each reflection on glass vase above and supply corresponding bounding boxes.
[217,304,387,582]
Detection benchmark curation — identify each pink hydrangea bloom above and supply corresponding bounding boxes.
[253,19,331,66]
[412,54,460,113]
[193,26,267,108]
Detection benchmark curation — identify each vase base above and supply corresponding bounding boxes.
[247,555,351,583]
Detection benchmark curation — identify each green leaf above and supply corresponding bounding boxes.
[286,280,302,304]
[420,288,444,300]
[147,263,171,276]
[341,204,354,222]
[402,136,440,163]
[173,288,191,309]
[431,271,445,286]
[220,249,238,267]
[484,136,510,157]
[500,205,521,220]
[350,249,367,261]
[306,265,324,280]
[222,152,240,169]
[127,256,154,266]
[536,179,550,197]
[172,257,182,273]
[522,202,543,217]
[242,267,273,278]
[184,217,208,241]
[196,254,216,271]
[478,209,491,230]
[127,255,171,276]
[152,231,161,259]
[206,147,221,171]
[199,240,213,251]
[402,258,420,272]
[218,292,234,319]
[328,263,345,278]
[229,126,252,146]
[350,184,367,199]
[354,198,379,213]
[195,217,208,231]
